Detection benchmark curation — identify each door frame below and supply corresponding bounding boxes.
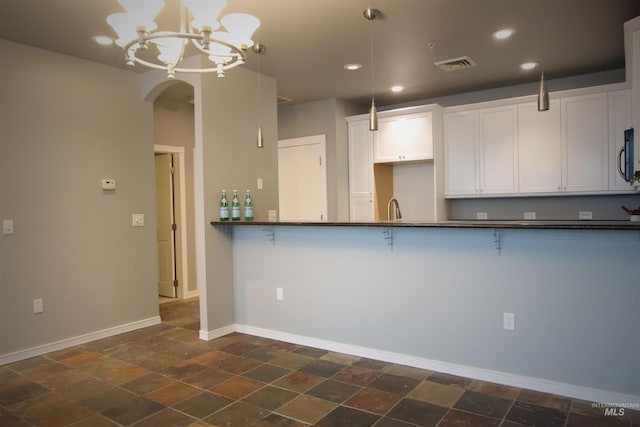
[154,144,193,299]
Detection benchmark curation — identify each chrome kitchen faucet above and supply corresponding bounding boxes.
[387,198,402,221]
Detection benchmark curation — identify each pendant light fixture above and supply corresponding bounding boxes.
[253,43,265,148]
[364,8,379,131]
[537,71,549,111]
[537,0,550,111]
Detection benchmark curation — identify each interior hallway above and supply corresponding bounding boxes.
[0,298,636,426]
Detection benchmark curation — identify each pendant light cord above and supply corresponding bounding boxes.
[369,19,375,103]
[257,48,262,125]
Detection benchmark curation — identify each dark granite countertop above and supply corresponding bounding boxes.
[211,220,640,230]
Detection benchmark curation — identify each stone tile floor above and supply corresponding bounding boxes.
[1,297,638,426]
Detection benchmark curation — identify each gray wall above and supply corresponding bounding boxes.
[200,67,279,331]
[232,225,640,398]
[0,40,158,356]
[278,98,364,221]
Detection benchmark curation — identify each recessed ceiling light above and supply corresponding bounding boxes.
[92,35,114,46]
[344,63,362,71]
[520,62,539,70]
[493,28,515,40]
[390,85,404,93]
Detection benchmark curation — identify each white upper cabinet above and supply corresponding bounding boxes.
[445,86,627,198]
[444,111,478,196]
[518,100,562,193]
[444,105,518,196]
[478,105,519,194]
[374,111,433,163]
[608,89,634,191]
[561,93,608,192]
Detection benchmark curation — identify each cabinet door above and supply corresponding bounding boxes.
[374,112,433,162]
[350,195,374,221]
[518,100,562,193]
[375,117,403,162]
[478,105,518,194]
[444,111,479,196]
[348,120,374,220]
[401,112,433,161]
[562,93,608,192]
[608,90,633,191]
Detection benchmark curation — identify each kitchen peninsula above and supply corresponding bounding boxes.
[209,220,640,405]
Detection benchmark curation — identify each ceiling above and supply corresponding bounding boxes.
[1,0,639,108]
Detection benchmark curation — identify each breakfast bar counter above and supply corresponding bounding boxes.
[206,219,640,405]
[211,219,640,230]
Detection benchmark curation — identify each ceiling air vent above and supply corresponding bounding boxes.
[434,56,477,72]
[277,96,292,105]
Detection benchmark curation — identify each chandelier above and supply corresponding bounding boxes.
[106,0,260,79]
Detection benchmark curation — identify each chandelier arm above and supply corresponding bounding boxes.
[188,37,246,62]
[127,56,245,74]
[122,32,247,73]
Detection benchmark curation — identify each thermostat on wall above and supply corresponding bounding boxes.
[101,179,116,190]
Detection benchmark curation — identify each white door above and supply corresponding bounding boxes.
[278,135,328,221]
[155,153,176,298]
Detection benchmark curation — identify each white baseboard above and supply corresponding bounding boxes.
[199,324,235,341]
[0,316,161,366]
[235,324,640,407]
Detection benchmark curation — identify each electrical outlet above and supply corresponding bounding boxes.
[503,312,515,330]
[268,210,278,222]
[578,211,593,220]
[101,179,116,190]
[524,212,536,220]
[276,287,284,301]
[476,212,488,220]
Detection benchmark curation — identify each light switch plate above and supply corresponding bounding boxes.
[132,213,145,227]
[503,312,515,331]
[524,212,537,220]
[33,298,44,314]
[3,219,14,235]
[257,178,263,190]
[476,212,488,220]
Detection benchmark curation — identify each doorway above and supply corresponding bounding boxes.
[277,135,328,221]
[154,145,191,301]
[155,152,177,298]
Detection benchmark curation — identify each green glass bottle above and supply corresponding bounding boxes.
[231,189,241,221]
[244,189,254,221]
[219,190,229,221]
